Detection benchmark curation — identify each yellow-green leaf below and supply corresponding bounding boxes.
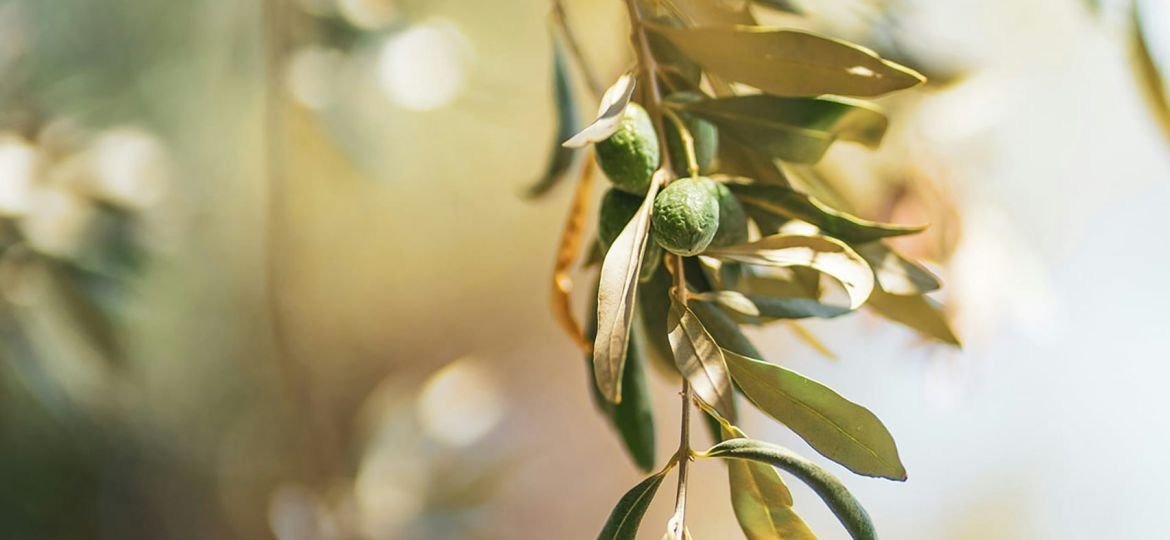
[671,95,888,164]
[724,426,816,540]
[597,469,670,540]
[728,183,926,242]
[706,234,874,310]
[866,288,961,347]
[691,290,850,321]
[644,24,924,97]
[594,174,662,403]
[705,438,879,540]
[668,298,736,420]
[724,350,907,480]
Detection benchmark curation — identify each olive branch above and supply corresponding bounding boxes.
[529,1,961,538]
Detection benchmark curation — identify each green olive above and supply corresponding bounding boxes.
[651,177,720,256]
[595,103,660,195]
[709,182,748,247]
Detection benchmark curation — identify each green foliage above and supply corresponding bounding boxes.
[537,0,959,537]
[652,177,721,256]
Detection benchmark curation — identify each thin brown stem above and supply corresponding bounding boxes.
[623,0,676,180]
[551,0,603,97]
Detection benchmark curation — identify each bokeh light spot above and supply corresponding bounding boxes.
[377,20,472,111]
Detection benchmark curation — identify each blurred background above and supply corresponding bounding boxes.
[1,0,1168,538]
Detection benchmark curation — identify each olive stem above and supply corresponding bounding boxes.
[663,108,700,178]
[623,0,677,181]
[551,0,604,97]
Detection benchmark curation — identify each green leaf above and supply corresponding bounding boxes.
[564,72,636,148]
[671,95,888,164]
[723,427,816,540]
[667,298,736,420]
[593,174,661,403]
[655,0,757,26]
[691,290,851,321]
[636,264,678,375]
[706,234,874,310]
[723,349,907,479]
[866,288,961,347]
[855,242,940,296]
[597,469,670,540]
[718,139,790,187]
[527,39,582,197]
[728,183,926,242]
[586,280,658,472]
[44,262,122,363]
[689,299,761,358]
[643,23,925,98]
[705,438,879,540]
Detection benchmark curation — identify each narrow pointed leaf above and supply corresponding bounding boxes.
[729,183,925,242]
[644,24,924,97]
[692,290,851,321]
[659,0,756,26]
[866,288,961,347]
[586,280,658,472]
[706,438,879,540]
[672,95,888,163]
[753,0,804,14]
[689,299,761,359]
[718,139,791,186]
[598,469,670,540]
[637,265,679,375]
[724,350,906,479]
[668,298,736,419]
[527,39,583,197]
[706,234,874,310]
[723,426,816,540]
[855,243,940,296]
[564,72,636,148]
[594,176,661,403]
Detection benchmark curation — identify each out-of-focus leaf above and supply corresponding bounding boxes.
[866,288,961,347]
[44,262,121,362]
[723,426,816,540]
[752,0,804,15]
[552,160,596,352]
[564,73,637,148]
[707,234,874,310]
[668,298,735,420]
[728,183,925,242]
[786,321,838,360]
[644,24,925,98]
[692,290,850,321]
[658,0,756,26]
[586,280,658,472]
[1133,0,1170,143]
[705,438,880,540]
[594,173,662,403]
[671,95,888,164]
[856,242,940,296]
[597,469,670,540]
[724,349,906,479]
[528,39,583,197]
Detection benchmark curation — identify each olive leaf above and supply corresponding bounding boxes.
[691,290,850,321]
[866,288,961,347]
[1133,0,1170,143]
[723,426,816,540]
[594,174,662,403]
[597,468,671,540]
[527,39,583,197]
[668,298,736,420]
[43,261,122,363]
[586,279,658,472]
[658,0,756,26]
[728,183,926,242]
[638,265,680,375]
[705,438,879,540]
[643,23,924,97]
[706,234,875,310]
[670,95,888,164]
[718,139,790,186]
[564,72,637,148]
[724,349,907,480]
[855,242,940,296]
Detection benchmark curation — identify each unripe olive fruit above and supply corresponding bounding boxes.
[709,182,749,247]
[664,92,719,175]
[595,103,661,195]
[599,188,663,280]
[651,177,721,256]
